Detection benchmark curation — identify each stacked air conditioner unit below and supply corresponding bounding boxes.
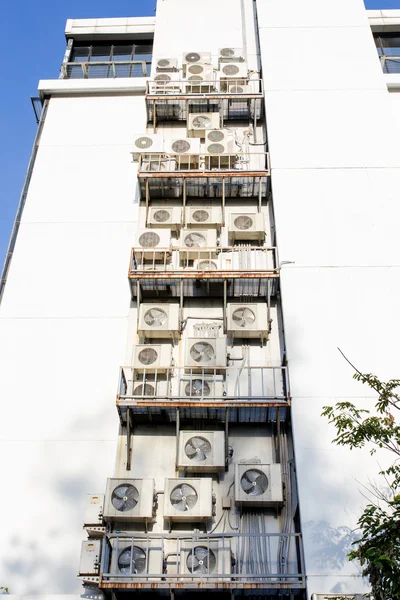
[151,72,181,93]
[219,62,248,80]
[177,431,225,472]
[187,112,220,138]
[109,539,163,580]
[180,539,231,579]
[133,344,172,372]
[147,206,182,230]
[193,258,220,271]
[186,206,222,227]
[165,137,201,166]
[104,478,154,522]
[183,51,214,91]
[185,337,226,370]
[226,303,268,338]
[180,229,217,258]
[183,51,212,69]
[205,129,237,157]
[219,47,244,63]
[164,478,213,521]
[132,378,169,399]
[79,540,101,580]
[180,374,224,399]
[141,156,177,173]
[135,229,170,260]
[155,58,178,72]
[228,212,265,241]
[235,463,284,507]
[138,303,180,339]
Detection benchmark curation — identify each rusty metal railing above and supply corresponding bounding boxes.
[135,152,270,174]
[146,78,263,95]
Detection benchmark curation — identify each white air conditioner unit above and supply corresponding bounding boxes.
[219,62,248,79]
[141,156,176,173]
[147,207,182,230]
[133,344,172,372]
[180,539,231,579]
[186,206,222,227]
[165,137,201,164]
[228,213,265,241]
[226,303,268,338]
[132,377,169,399]
[180,229,217,258]
[228,83,252,94]
[132,134,164,161]
[180,374,224,400]
[193,258,220,271]
[135,229,170,258]
[183,51,212,68]
[138,303,180,339]
[104,478,154,522]
[185,338,226,370]
[84,495,104,527]
[177,431,225,472]
[311,596,365,600]
[151,72,181,93]
[187,113,220,138]
[219,47,244,63]
[186,64,214,81]
[164,478,213,521]
[109,538,163,579]
[235,463,283,507]
[79,540,101,577]
[205,130,236,155]
[155,57,178,72]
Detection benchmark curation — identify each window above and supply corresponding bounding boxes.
[374,33,400,73]
[64,41,153,79]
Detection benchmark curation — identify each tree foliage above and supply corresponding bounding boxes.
[322,350,400,600]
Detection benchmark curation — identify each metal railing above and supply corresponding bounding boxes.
[100,532,305,588]
[146,78,263,95]
[137,152,270,174]
[380,56,400,73]
[118,366,289,404]
[130,247,278,276]
[62,60,151,79]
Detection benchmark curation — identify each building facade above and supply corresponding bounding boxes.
[0,1,399,599]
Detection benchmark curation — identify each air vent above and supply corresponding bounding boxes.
[227,303,268,338]
[177,431,225,472]
[180,228,217,258]
[187,112,220,137]
[186,206,222,227]
[138,303,180,339]
[228,212,265,241]
[133,344,172,372]
[235,463,284,507]
[185,337,226,370]
[164,478,213,521]
[104,478,154,521]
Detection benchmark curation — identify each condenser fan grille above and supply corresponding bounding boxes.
[192,209,210,222]
[154,73,171,82]
[185,380,211,397]
[197,260,217,271]
[187,546,217,574]
[185,52,201,63]
[144,307,168,327]
[185,436,212,462]
[232,307,256,328]
[222,64,240,76]
[207,130,224,143]
[192,115,212,129]
[188,65,204,75]
[234,215,254,230]
[190,342,215,364]
[157,59,171,68]
[207,143,225,155]
[138,348,158,365]
[241,468,269,496]
[139,232,160,247]
[118,546,146,574]
[170,483,198,511]
[133,384,155,396]
[184,232,206,248]
[171,140,191,153]
[230,85,244,93]
[135,137,154,150]
[220,48,235,58]
[111,484,139,512]
[153,209,170,223]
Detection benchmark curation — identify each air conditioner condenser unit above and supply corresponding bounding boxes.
[155,57,178,72]
[133,344,172,372]
[104,478,155,522]
[150,72,181,93]
[180,374,225,400]
[183,51,212,68]
[180,539,231,579]
[180,229,217,259]
[186,206,222,227]
[79,540,101,578]
[226,303,268,338]
[187,112,220,138]
[132,134,164,160]
[185,337,226,370]
[235,463,283,507]
[83,494,104,527]
[177,431,225,472]
[141,156,177,173]
[205,129,237,156]
[138,303,180,339]
[219,62,248,80]
[164,478,213,521]
[219,47,244,63]
[134,229,170,258]
[109,538,163,580]
[147,206,182,230]
[228,212,265,241]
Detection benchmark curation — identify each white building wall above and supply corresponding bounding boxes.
[257,0,400,595]
[0,95,144,595]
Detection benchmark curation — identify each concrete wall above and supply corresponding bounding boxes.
[257,0,400,594]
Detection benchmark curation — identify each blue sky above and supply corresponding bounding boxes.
[0,0,398,270]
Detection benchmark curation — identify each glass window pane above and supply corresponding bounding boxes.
[90,45,112,62]
[112,45,134,61]
[374,36,383,56]
[71,47,90,62]
[134,44,153,62]
[381,35,400,56]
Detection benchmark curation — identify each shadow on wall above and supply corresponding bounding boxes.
[304,519,359,572]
